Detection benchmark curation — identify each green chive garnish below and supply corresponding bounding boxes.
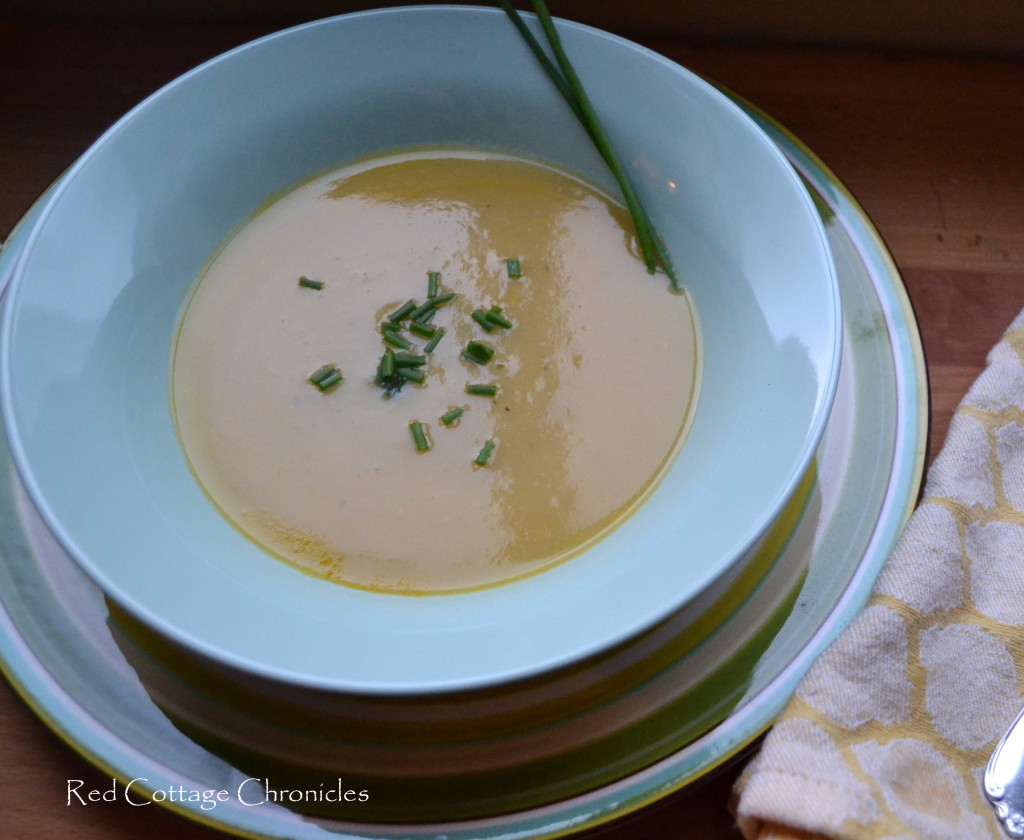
[427,271,441,298]
[471,309,496,332]
[380,321,402,333]
[474,439,497,466]
[462,341,496,365]
[409,421,431,452]
[407,300,436,322]
[377,347,397,381]
[484,306,513,329]
[318,371,343,389]
[382,331,412,350]
[397,367,425,383]
[423,326,446,353]
[388,300,418,322]
[413,307,437,326]
[408,292,457,323]
[440,407,465,426]
[298,276,324,290]
[394,353,427,368]
[308,364,343,392]
[409,320,437,339]
[376,349,405,396]
[466,383,498,397]
[498,1,680,291]
[506,258,522,278]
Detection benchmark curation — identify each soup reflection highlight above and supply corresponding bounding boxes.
[172,151,699,593]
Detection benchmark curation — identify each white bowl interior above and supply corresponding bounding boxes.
[0,7,839,692]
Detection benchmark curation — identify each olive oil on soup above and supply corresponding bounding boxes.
[172,150,699,593]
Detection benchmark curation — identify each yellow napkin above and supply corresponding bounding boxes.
[734,312,1024,839]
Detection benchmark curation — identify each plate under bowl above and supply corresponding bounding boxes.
[0,86,925,836]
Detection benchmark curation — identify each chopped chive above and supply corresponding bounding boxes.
[466,383,498,397]
[484,306,513,329]
[377,347,396,381]
[380,320,402,333]
[380,381,404,397]
[382,330,412,350]
[407,299,436,322]
[393,353,427,368]
[408,292,457,323]
[427,271,441,298]
[440,406,465,426]
[298,276,324,290]
[378,371,406,397]
[317,370,343,390]
[409,421,431,452]
[413,307,437,326]
[388,300,418,322]
[423,326,446,353]
[471,309,496,332]
[309,364,337,384]
[409,320,438,339]
[462,341,496,365]
[474,439,497,466]
[397,367,426,383]
[506,258,522,278]
[308,364,343,392]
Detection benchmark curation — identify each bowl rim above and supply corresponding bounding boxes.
[0,4,842,695]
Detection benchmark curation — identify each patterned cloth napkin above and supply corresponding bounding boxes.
[734,310,1024,840]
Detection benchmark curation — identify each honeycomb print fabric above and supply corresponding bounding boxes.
[735,311,1024,839]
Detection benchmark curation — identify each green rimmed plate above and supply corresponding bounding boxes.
[0,96,925,838]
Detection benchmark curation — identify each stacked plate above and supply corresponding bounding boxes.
[0,7,926,838]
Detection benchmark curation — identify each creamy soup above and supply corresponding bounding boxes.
[172,150,699,593]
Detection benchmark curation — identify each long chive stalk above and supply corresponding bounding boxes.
[497,1,680,291]
[496,1,584,124]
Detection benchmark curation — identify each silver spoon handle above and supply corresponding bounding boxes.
[987,706,1024,836]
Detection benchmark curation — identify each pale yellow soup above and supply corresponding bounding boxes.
[172,150,699,593]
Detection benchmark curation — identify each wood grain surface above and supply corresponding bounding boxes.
[1,15,1022,840]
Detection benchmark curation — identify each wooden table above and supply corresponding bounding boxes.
[1,16,1022,840]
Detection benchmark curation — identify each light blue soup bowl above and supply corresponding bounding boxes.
[0,6,840,695]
